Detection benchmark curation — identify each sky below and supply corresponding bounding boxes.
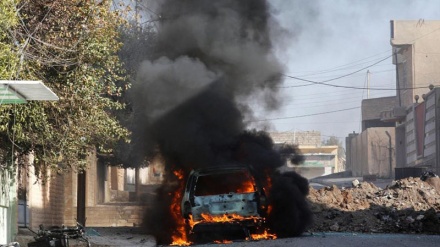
[248,0,440,142]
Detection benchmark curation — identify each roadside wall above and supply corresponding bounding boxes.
[26,152,149,229]
[347,127,395,178]
[27,163,66,229]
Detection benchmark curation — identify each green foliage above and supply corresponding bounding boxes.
[322,135,345,158]
[0,0,19,79]
[323,136,341,146]
[0,0,130,176]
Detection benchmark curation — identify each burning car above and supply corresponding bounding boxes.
[180,165,269,241]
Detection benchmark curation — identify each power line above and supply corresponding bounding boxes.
[282,55,410,90]
[296,54,391,80]
[279,86,393,99]
[289,50,391,75]
[304,68,395,80]
[280,120,360,125]
[283,71,431,91]
[249,90,393,109]
[250,106,360,122]
[286,26,440,77]
[282,27,440,91]
[279,68,395,89]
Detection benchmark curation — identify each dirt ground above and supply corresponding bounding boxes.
[307,176,440,234]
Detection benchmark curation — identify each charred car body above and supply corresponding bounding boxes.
[181,165,268,239]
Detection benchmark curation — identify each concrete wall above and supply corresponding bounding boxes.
[348,130,368,177]
[347,127,395,178]
[394,44,414,107]
[395,124,406,167]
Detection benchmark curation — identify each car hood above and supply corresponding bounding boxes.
[191,192,261,222]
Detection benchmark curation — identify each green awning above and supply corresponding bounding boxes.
[297,161,335,168]
[0,84,27,104]
[0,80,59,104]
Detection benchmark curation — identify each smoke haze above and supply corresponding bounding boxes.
[130,0,284,160]
[122,0,312,243]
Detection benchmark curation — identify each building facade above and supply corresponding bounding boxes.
[387,20,440,177]
[391,20,440,108]
[347,20,440,179]
[17,150,162,232]
[394,87,440,175]
[346,96,397,178]
[270,131,340,179]
[346,127,395,178]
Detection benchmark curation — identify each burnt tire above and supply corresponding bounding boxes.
[27,241,47,247]
[267,172,312,237]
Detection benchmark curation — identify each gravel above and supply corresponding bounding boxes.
[307,177,440,234]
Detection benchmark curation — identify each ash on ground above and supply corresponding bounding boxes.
[307,177,440,234]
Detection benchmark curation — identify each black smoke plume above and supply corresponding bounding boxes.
[121,0,312,243]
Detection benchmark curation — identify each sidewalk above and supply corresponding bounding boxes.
[15,227,156,247]
[86,227,156,247]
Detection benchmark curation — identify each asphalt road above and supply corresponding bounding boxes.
[172,232,440,247]
[85,227,440,247]
[85,229,440,247]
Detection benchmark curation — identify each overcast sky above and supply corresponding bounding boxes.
[250,0,440,141]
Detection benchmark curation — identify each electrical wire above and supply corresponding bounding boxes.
[281,55,414,90]
[279,68,396,89]
[282,25,440,91]
[250,106,360,122]
[283,72,431,91]
[279,86,394,99]
[289,50,391,75]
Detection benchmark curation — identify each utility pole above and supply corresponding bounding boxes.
[135,0,139,23]
[367,70,370,99]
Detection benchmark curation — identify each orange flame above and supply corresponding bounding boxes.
[249,229,277,240]
[173,170,184,180]
[214,240,233,244]
[169,169,277,245]
[170,169,192,246]
[236,179,256,193]
[199,213,260,224]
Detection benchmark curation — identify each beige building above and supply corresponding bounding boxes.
[347,20,440,179]
[0,81,58,244]
[346,97,396,178]
[385,20,440,177]
[391,20,440,107]
[270,131,341,179]
[392,87,440,177]
[346,127,395,178]
[17,150,162,231]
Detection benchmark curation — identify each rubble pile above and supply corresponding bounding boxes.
[307,177,440,234]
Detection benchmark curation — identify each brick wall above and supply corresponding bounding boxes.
[27,151,151,228]
[85,205,148,227]
[63,170,76,226]
[28,167,66,229]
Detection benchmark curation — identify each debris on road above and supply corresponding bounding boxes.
[308,177,440,234]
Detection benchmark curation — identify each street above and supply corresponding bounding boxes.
[87,231,440,247]
[171,232,440,247]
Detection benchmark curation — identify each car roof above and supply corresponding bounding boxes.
[190,165,251,177]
